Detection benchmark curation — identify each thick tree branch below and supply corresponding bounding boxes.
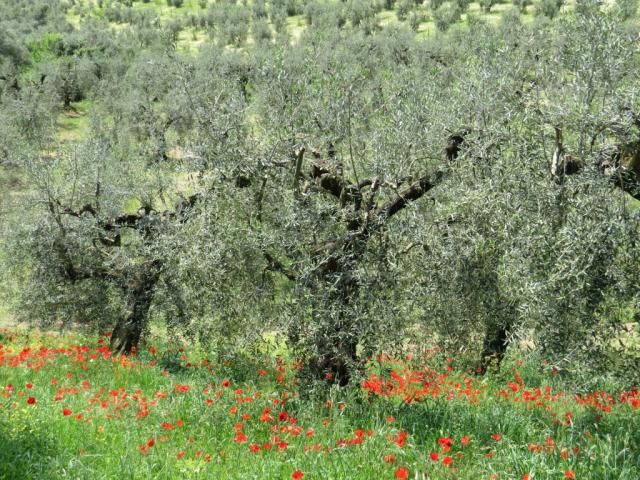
[374,170,444,223]
[611,169,640,201]
[264,252,297,281]
[307,170,446,279]
[293,147,305,196]
[49,190,203,289]
[55,201,98,218]
[553,134,640,199]
[161,192,202,222]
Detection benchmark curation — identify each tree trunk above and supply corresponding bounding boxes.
[109,271,159,356]
[477,323,509,374]
[63,90,72,111]
[309,338,357,387]
[265,153,445,386]
[472,263,514,375]
[309,258,361,386]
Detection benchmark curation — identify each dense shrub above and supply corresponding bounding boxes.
[615,0,638,19]
[537,0,564,18]
[433,1,461,30]
[396,0,413,20]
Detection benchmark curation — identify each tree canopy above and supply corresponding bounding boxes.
[1,0,639,387]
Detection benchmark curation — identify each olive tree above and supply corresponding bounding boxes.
[3,48,248,355]
[408,4,640,377]
[245,28,470,384]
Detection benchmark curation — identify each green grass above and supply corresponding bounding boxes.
[0,328,638,479]
[56,100,92,145]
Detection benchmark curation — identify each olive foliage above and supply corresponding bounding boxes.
[1,0,639,386]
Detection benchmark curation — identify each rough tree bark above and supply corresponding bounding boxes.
[109,264,161,356]
[478,323,509,374]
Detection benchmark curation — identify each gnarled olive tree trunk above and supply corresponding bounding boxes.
[109,266,161,356]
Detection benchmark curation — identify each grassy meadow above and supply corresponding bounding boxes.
[0,327,638,479]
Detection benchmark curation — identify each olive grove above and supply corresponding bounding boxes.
[1,0,639,386]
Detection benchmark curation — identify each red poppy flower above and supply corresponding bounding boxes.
[460,436,470,445]
[443,456,453,466]
[176,450,185,459]
[249,444,261,453]
[564,471,575,479]
[395,467,409,480]
[430,452,439,461]
[292,471,304,480]
[62,408,72,416]
[27,396,36,405]
[147,438,155,448]
[491,433,502,441]
[438,437,453,447]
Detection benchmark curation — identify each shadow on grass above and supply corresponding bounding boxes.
[0,420,60,480]
[389,399,521,444]
[342,392,533,447]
